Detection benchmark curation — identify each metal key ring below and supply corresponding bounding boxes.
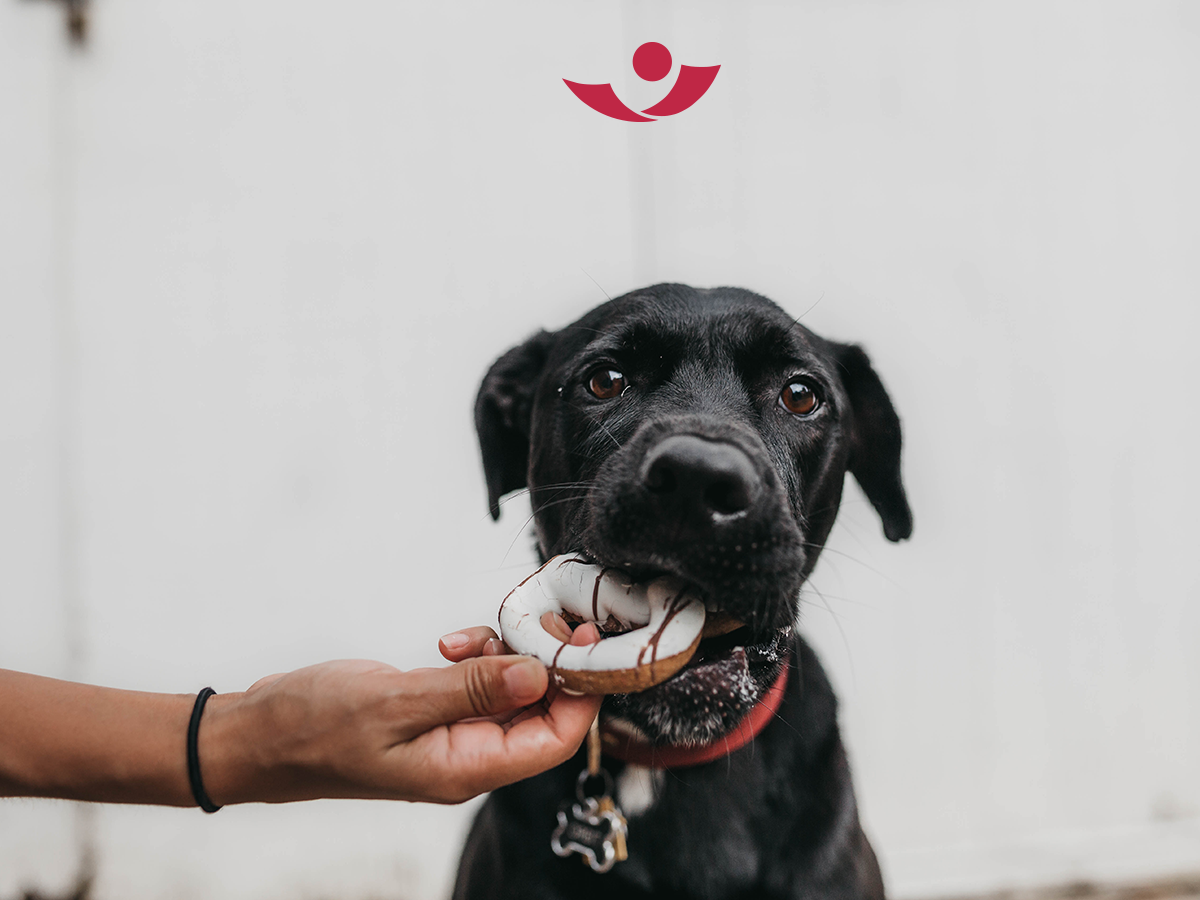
[575,766,614,805]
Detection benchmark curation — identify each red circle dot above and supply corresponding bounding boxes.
[632,42,672,82]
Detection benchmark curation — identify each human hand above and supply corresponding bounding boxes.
[199,623,601,805]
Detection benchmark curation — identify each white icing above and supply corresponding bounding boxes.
[498,556,706,674]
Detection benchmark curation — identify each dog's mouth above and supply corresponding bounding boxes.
[568,559,794,746]
[676,619,790,684]
[604,617,792,747]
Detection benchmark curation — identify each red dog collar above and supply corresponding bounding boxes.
[598,657,791,769]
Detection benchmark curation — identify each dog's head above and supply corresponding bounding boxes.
[476,284,911,744]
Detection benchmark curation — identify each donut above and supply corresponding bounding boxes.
[701,609,745,639]
[498,556,709,694]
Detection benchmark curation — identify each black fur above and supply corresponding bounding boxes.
[459,284,910,900]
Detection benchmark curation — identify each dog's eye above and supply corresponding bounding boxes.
[586,368,626,400]
[780,380,819,416]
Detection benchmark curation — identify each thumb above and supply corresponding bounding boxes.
[403,655,549,733]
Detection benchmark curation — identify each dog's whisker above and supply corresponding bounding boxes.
[830,515,895,569]
[799,585,879,611]
[499,508,543,569]
[538,484,598,499]
[599,424,622,450]
[579,267,613,302]
[530,496,591,516]
[479,560,562,574]
[804,582,857,691]
[493,482,598,519]
[784,291,825,330]
[799,541,901,587]
[536,479,599,490]
[494,491,534,511]
[503,479,598,501]
[532,494,591,507]
[577,419,625,454]
[526,492,592,510]
[557,323,609,338]
[761,704,803,741]
[490,492,585,521]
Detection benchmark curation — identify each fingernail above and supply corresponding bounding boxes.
[504,659,544,699]
[484,638,506,656]
[440,632,469,650]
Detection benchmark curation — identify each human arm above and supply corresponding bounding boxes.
[0,624,600,807]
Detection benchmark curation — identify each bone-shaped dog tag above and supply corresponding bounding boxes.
[550,720,630,873]
[550,795,627,874]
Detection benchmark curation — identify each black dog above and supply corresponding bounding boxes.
[456,284,911,900]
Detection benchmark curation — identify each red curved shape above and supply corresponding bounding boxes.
[641,65,720,117]
[563,80,655,122]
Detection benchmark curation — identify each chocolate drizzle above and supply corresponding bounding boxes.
[637,587,690,678]
[550,640,568,673]
[590,568,612,623]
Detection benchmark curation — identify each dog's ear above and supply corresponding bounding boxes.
[833,343,913,541]
[475,331,555,520]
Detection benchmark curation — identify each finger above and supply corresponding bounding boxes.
[452,694,542,728]
[539,622,604,703]
[482,638,509,657]
[439,626,500,662]
[489,703,535,727]
[398,655,549,736]
[417,690,603,801]
[504,702,550,729]
[569,622,601,645]
[540,611,573,643]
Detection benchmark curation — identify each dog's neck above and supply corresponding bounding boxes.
[599,657,791,769]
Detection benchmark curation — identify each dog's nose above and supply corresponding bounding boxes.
[642,435,762,519]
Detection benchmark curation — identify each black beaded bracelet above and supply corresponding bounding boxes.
[186,687,222,813]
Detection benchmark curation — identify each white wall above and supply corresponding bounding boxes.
[1,2,1197,898]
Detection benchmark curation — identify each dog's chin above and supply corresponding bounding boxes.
[603,624,792,746]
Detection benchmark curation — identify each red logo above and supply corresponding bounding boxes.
[564,42,720,122]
